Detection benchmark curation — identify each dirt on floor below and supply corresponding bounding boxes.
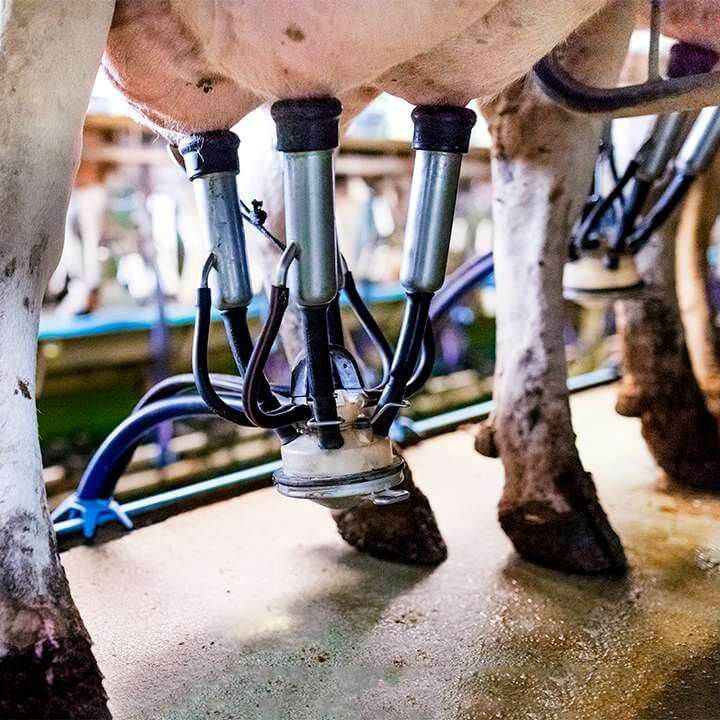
[62,385,720,720]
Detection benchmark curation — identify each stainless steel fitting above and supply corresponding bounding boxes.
[192,172,253,310]
[400,150,463,294]
[636,112,689,182]
[677,105,720,175]
[283,150,339,307]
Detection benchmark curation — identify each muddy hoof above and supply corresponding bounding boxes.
[474,419,499,458]
[615,391,645,418]
[332,463,447,566]
[499,473,627,575]
[661,458,720,492]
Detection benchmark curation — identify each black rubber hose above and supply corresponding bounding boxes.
[405,323,436,398]
[222,307,298,444]
[430,252,494,321]
[243,285,312,429]
[627,172,695,253]
[222,307,254,373]
[134,374,293,412]
[134,374,244,411]
[612,178,652,251]
[573,160,638,250]
[371,292,432,437]
[403,251,497,397]
[343,270,394,386]
[192,287,255,426]
[326,295,345,348]
[301,306,344,449]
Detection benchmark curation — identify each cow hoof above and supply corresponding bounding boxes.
[615,391,645,418]
[474,419,499,458]
[499,480,627,575]
[661,459,720,492]
[332,463,447,566]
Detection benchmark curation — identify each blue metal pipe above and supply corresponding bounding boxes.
[54,460,282,538]
[75,395,248,501]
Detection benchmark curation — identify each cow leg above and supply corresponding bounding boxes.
[479,3,633,574]
[57,184,108,315]
[675,154,720,418]
[0,2,114,717]
[238,105,446,565]
[616,213,720,491]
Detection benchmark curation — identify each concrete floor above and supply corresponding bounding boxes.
[63,385,720,720]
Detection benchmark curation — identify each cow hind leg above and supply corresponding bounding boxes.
[675,153,720,419]
[0,2,114,717]
[480,3,635,575]
[237,106,446,565]
[616,216,720,492]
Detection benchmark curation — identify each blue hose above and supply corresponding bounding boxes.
[76,394,248,501]
[430,252,494,321]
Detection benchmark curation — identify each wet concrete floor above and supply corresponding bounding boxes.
[63,385,720,719]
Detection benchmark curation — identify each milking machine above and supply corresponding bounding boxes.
[563,73,720,306]
[53,98,477,535]
[559,23,720,305]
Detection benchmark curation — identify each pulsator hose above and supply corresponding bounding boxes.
[243,285,312,429]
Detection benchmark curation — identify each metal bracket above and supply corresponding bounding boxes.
[51,495,133,539]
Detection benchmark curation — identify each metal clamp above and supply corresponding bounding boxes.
[305,417,344,430]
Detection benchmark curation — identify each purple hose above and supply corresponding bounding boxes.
[430,252,494,321]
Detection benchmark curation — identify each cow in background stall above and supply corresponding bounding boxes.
[612,39,720,493]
